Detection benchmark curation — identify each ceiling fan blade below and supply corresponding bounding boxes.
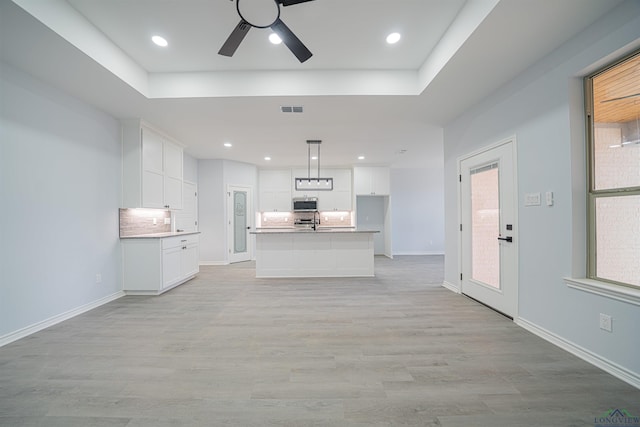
[271,18,312,63]
[218,20,251,57]
[277,0,315,6]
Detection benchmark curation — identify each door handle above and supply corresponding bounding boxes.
[497,236,513,242]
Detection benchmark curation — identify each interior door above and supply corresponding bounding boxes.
[174,182,197,232]
[228,185,252,263]
[460,139,517,318]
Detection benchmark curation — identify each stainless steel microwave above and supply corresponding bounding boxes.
[292,197,318,211]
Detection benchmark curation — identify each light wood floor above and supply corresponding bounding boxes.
[1,256,638,426]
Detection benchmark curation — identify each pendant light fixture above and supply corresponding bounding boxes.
[295,140,333,191]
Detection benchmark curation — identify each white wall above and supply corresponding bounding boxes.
[356,196,386,254]
[183,152,198,184]
[0,62,122,341]
[197,159,257,264]
[442,2,640,381]
[197,159,224,264]
[391,168,444,255]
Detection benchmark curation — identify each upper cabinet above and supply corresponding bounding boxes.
[122,120,184,209]
[353,167,390,196]
[319,168,352,211]
[258,168,353,212]
[259,169,292,212]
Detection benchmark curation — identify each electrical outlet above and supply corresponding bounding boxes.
[599,313,612,332]
[95,273,102,284]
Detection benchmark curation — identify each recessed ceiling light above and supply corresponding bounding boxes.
[269,33,282,45]
[264,156,271,161]
[223,142,232,148]
[386,32,401,44]
[358,156,365,160]
[152,35,168,47]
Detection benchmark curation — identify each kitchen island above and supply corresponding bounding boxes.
[251,228,378,278]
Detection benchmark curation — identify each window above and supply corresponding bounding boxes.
[585,50,640,289]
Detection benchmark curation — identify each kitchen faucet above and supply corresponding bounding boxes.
[312,210,320,231]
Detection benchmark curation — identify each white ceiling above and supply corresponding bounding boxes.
[0,0,623,168]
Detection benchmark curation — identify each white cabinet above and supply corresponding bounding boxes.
[122,120,184,209]
[259,169,292,212]
[318,168,352,211]
[353,167,390,196]
[122,234,200,295]
[161,235,199,289]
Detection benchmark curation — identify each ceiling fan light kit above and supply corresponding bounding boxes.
[218,0,314,63]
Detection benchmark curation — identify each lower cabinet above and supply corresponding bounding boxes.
[122,234,200,295]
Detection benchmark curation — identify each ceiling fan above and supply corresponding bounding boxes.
[218,0,314,63]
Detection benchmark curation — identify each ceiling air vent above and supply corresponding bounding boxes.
[281,106,304,113]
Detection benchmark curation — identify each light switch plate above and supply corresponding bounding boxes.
[525,192,541,206]
[599,313,612,332]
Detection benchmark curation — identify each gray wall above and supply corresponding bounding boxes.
[391,167,444,255]
[0,62,122,339]
[442,2,640,378]
[197,159,225,263]
[183,152,198,184]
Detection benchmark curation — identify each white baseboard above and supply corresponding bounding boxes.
[442,280,461,294]
[516,317,640,390]
[392,252,445,256]
[0,291,125,348]
[199,261,229,266]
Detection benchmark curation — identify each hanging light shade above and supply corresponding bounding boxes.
[295,140,333,191]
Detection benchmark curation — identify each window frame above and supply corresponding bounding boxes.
[584,49,640,290]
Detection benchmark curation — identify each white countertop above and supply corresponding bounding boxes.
[120,231,201,239]
[251,228,378,234]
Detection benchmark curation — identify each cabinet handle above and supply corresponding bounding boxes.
[181,239,187,242]
[182,246,187,249]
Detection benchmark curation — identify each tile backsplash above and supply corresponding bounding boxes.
[259,211,353,228]
[119,208,171,237]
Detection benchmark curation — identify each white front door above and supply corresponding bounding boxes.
[460,139,518,318]
[228,185,252,263]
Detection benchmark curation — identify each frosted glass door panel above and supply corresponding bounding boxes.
[470,164,500,289]
[234,190,247,254]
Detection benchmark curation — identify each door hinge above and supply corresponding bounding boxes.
[460,273,463,280]
[460,224,462,231]
[459,174,462,182]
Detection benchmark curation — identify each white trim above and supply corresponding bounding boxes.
[516,317,640,390]
[199,261,229,266]
[442,280,461,293]
[0,291,125,348]
[392,251,445,256]
[564,277,640,307]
